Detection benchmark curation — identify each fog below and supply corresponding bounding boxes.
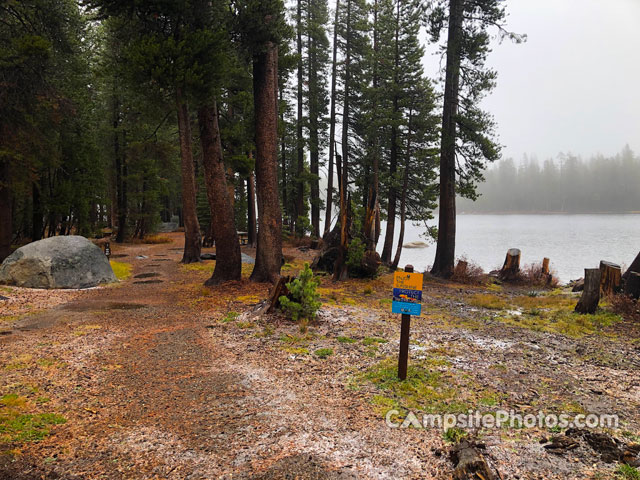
[421,0,640,161]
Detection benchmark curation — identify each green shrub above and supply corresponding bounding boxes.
[279,264,321,323]
[346,238,365,273]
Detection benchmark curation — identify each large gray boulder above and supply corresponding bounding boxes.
[0,236,117,289]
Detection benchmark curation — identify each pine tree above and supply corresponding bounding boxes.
[427,0,524,277]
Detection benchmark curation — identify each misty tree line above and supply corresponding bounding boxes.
[459,146,640,214]
[1,0,520,281]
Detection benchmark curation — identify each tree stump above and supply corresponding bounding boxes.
[599,261,622,296]
[624,272,640,300]
[622,251,640,283]
[499,248,521,281]
[542,258,550,276]
[266,275,292,313]
[454,260,468,278]
[575,268,601,314]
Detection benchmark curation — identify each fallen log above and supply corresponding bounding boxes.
[499,248,521,281]
[623,272,640,300]
[599,260,622,296]
[575,268,601,314]
[622,251,640,283]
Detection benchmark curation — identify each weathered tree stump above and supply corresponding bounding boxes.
[450,440,496,480]
[266,275,292,313]
[499,248,521,281]
[575,268,601,314]
[599,261,622,296]
[623,272,640,300]
[454,260,468,278]
[622,251,640,283]
[542,257,550,276]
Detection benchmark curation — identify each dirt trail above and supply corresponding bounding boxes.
[0,236,449,479]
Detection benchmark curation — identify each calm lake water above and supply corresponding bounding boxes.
[377,214,640,284]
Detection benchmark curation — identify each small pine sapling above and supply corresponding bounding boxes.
[279,264,321,326]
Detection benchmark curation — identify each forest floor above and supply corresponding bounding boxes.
[0,232,639,479]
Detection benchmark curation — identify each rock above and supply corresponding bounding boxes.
[543,435,579,453]
[0,295,8,301]
[135,255,148,260]
[241,253,255,264]
[0,236,117,289]
[571,278,585,292]
[200,253,216,260]
[403,241,428,249]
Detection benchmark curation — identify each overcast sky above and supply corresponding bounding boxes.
[421,0,640,162]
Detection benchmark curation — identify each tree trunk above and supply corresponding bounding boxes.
[176,88,202,264]
[307,1,321,239]
[0,159,12,261]
[333,0,351,281]
[500,248,521,281]
[198,102,241,285]
[622,251,640,282]
[623,271,640,300]
[113,98,127,244]
[247,172,257,248]
[324,0,340,237]
[295,0,305,236]
[32,182,43,241]
[250,42,283,284]
[575,268,601,314]
[381,0,401,265]
[431,0,462,278]
[391,110,413,271]
[371,0,381,247]
[599,260,622,296]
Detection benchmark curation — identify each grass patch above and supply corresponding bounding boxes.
[283,347,309,355]
[236,321,255,329]
[73,324,102,336]
[314,348,333,359]
[443,427,468,443]
[363,337,387,346]
[616,465,640,480]
[469,294,508,310]
[337,336,356,344]
[497,309,621,338]
[141,234,171,244]
[109,261,132,281]
[221,311,239,323]
[4,354,33,370]
[0,395,66,445]
[181,262,214,272]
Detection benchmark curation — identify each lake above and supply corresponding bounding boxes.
[377,214,640,284]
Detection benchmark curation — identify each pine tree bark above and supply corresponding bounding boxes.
[247,172,257,247]
[295,0,305,236]
[250,42,283,284]
[198,102,241,285]
[307,0,321,238]
[113,96,127,244]
[381,0,401,265]
[324,0,340,236]
[333,0,352,281]
[176,88,202,263]
[599,260,621,296]
[0,158,11,261]
[431,0,463,278]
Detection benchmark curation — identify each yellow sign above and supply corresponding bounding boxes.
[393,271,423,291]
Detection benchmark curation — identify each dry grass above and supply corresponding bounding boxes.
[608,293,640,322]
[450,257,487,285]
[518,262,560,288]
[469,294,509,310]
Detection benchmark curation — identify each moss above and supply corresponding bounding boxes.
[236,321,255,329]
[497,309,621,338]
[4,354,33,370]
[443,427,468,443]
[73,324,102,336]
[221,311,239,323]
[0,395,66,445]
[109,261,132,280]
[314,348,333,359]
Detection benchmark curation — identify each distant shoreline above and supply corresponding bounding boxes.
[456,211,640,215]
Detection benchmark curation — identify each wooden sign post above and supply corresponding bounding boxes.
[392,265,423,380]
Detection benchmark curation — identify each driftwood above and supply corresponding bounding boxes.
[622,251,640,283]
[450,440,496,480]
[575,268,601,314]
[623,272,640,300]
[499,248,521,281]
[599,261,622,296]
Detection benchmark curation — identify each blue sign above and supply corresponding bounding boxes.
[393,288,422,303]
[392,301,422,316]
